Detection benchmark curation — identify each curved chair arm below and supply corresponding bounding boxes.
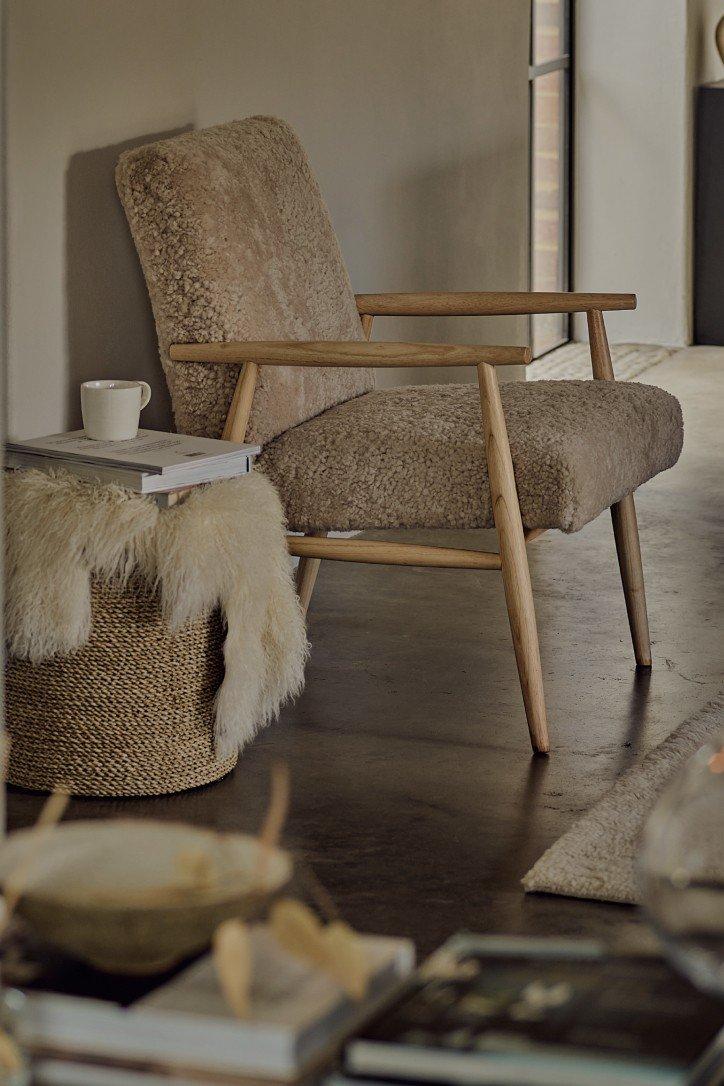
[354,291,637,317]
[170,340,530,444]
[169,340,532,368]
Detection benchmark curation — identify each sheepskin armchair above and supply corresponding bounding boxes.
[117,117,681,536]
[117,115,683,757]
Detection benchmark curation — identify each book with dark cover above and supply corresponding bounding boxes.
[342,935,724,1086]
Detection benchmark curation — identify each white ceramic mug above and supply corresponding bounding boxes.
[80,380,152,441]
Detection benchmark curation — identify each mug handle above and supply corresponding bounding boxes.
[139,382,152,410]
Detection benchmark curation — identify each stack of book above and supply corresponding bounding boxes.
[5,429,261,506]
[19,927,415,1085]
[11,932,724,1084]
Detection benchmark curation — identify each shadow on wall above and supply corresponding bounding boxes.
[374,141,528,389]
[64,127,192,432]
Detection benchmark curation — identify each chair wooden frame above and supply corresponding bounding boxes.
[170,291,649,756]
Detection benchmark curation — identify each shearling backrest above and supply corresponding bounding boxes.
[116,117,372,444]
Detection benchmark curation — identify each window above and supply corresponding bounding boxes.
[529,0,573,357]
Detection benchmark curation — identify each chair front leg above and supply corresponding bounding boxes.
[587,310,652,667]
[477,363,550,754]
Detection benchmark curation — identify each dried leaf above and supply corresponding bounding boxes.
[270,900,370,1001]
[324,921,370,1000]
[269,898,327,968]
[2,788,70,928]
[0,1027,24,1072]
[255,763,290,890]
[34,789,69,832]
[213,919,252,1018]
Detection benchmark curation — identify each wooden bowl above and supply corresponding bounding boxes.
[0,820,292,974]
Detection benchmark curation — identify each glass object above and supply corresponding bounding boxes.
[639,728,724,996]
[530,68,568,356]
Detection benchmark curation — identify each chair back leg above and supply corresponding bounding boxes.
[477,363,550,754]
[587,309,652,667]
[295,532,327,615]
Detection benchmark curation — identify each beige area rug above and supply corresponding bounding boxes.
[528,342,675,381]
[522,697,722,905]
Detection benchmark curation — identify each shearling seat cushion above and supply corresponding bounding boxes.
[258,380,683,533]
[116,117,373,444]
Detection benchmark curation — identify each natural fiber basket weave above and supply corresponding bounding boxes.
[5,579,237,797]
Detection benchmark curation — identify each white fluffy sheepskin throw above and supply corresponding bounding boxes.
[5,469,309,758]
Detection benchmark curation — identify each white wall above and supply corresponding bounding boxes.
[573,0,692,346]
[6,0,531,439]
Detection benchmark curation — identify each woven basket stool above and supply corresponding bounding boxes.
[5,580,237,797]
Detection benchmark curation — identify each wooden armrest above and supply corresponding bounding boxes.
[169,340,532,367]
[354,291,637,317]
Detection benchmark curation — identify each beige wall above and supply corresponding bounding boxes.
[573,0,692,347]
[6,0,530,439]
[574,0,724,348]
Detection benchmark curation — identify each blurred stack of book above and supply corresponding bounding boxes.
[20,928,415,1085]
[17,933,724,1084]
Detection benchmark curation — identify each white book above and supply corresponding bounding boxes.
[33,1060,209,1086]
[7,429,260,477]
[6,449,254,495]
[340,935,724,1086]
[19,929,415,1083]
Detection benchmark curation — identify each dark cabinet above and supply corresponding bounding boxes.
[694,81,724,345]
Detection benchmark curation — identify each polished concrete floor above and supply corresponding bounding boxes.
[7,348,723,960]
